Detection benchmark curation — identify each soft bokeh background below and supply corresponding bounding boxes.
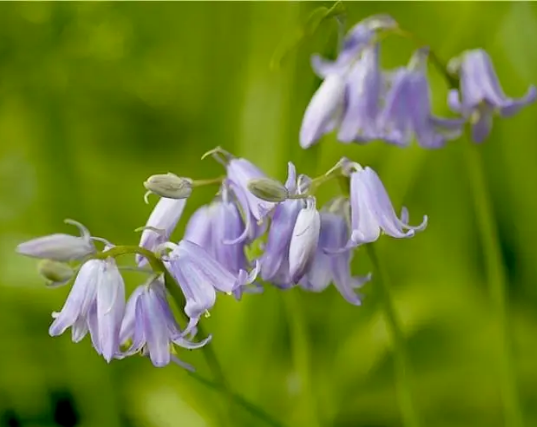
[1,2,537,427]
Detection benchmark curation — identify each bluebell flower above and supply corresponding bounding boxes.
[184,186,257,299]
[300,204,371,305]
[300,74,347,148]
[137,197,187,266]
[163,240,258,327]
[343,162,427,247]
[261,163,319,287]
[337,44,383,143]
[225,158,275,243]
[120,279,210,368]
[17,219,95,262]
[300,15,398,148]
[448,49,537,142]
[288,198,321,283]
[378,48,464,149]
[49,256,125,362]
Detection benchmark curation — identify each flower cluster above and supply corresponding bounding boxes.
[300,14,536,149]
[16,150,426,368]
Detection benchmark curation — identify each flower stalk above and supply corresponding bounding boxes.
[463,141,524,427]
[366,244,420,427]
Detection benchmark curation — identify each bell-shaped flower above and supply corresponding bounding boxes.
[17,220,95,262]
[301,15,398,149]
[300,74,346,148]
[49,256,126,362]
[120,279,210,368]
[378,48,464,149]
[136,197,187,266]
[261,163,315,287]
[300,208,371,305]
[337,44,383,143]
[345,163,427,248]
[448,49,536,142]
[184,187,255,299]
[163,240,257,326]
[288,198,320,283]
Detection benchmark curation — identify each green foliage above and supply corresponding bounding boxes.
[1,2,537,427]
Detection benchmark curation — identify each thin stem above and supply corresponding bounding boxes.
[98,245,164,273]
[186,370,288,427]
[366,244,420,427]
[192,176,226,187]
[463,141,523,427]
[393,28,459,89]
[282,291,321,427]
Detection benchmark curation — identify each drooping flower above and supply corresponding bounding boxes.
[344,162,427,248]
[378,48,464,149]
[448,49,537,143]
[16,220,96,262]
[288,198,321,283]
[300,74,347,148]
[163,240,258,327]
[137,197,187,266]
[337,44,383,143]
[261,163,318,287]
[300,205,371,305]
[120,279,210,368]
[300,15,398,148]
[49,256,126,362]
[184,185,257,299]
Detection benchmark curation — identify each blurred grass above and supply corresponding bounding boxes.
[2,2,537,427]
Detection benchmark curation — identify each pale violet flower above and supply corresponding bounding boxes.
[300,207,371,305]
[344,163,427,247]
[120,279,210,368]
[337,44,383,143]
[448,49,537,143]
[49,256,125,362]
[184,185,257,299]
[288,198,320,283]
[163,240,258,326]
[301,15,398,148]
[261,163,317,287]
[16,220,95,262]
[137,197,187,266]
[378,48,464,149]
[300,74,346,148]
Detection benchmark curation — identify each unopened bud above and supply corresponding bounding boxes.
[38,259,74,285]
[247,178,289,202]
[144,173,193,199]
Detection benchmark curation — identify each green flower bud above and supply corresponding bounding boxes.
[247,178,288,202]
[144,173,193,199]
[38,259,74,285]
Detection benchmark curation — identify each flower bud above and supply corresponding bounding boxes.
[38,259,74,285]
[144,173,193,199]
[247,178,288,203]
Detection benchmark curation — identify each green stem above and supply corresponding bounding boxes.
[366,244,420,427]
[99,245,164,273]
[186,370,288,427]
[282,291,321,427]
[463,142,523,427]
[192,176,226,187]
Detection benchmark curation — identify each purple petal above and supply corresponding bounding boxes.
[137,198,187,266]
[499,85,537,117]
[49,259,101,337]
[141,286,173,367]
[96,259,125,362]
[349,170,381,244]
[120,285,145,345]
[260,200,302,281]
[338,45,382,143]
[300,74,346,148]
[183,205,213,250]
[17,233,95,262]
[227,158,275,222]
[289,200,321,283]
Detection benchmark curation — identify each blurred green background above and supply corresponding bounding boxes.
[2,2,537,427]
